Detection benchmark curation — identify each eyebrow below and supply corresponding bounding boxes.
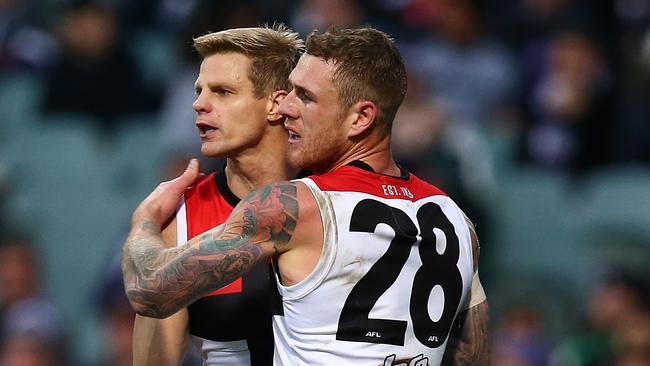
[194,82,237,94]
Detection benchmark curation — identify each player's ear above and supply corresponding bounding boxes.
[348,100,377,137]
[268,90,288,123]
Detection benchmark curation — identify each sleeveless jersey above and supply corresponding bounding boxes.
[272,162,475,366]
[176,170,274,366]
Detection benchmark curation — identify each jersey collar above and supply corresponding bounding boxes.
[346,160,410,180]
[214,163,241,207]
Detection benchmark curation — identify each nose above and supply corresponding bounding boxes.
[192,92,211,114]
[278,90,299,120]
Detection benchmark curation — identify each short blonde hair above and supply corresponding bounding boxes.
[193,24,304,98]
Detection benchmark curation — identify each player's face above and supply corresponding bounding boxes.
[193,53,270,158]
[278,55,350,172]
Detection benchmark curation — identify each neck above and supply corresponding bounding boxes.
[327,134,399,176]
[225,150,297,199]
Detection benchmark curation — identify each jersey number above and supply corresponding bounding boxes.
[335,199,463,348]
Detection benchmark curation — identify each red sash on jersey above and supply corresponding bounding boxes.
[185,173,242,296]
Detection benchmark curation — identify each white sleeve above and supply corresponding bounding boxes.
[464,271,487,309]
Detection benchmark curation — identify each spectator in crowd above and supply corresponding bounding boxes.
[0,0,56,72]
[289,0,366,37]
[492,304,552,366]
[42,0,160,132]
[613,311,650,366]
[0,233,66,365]
[518,30,615,175]
[614,8,650,164]
[404,0,517,130]
[550,269,650,366]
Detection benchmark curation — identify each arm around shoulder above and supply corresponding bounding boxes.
[123,180,301,318]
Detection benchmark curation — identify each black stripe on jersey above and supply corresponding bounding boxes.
[270,257,284,316]
[214,164,241,207]
[295,169,312,179]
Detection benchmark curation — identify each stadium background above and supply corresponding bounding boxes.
[0,0,649,365]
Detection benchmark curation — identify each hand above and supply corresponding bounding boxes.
[132,159,200,228]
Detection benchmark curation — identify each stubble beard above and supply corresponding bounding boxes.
[288,131,345,174]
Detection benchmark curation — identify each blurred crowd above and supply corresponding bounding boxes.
[1,0,649,365]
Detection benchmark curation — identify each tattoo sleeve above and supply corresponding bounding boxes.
[442,301,490,366]
[121,182,298,318]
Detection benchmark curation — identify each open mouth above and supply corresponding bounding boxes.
[197,122,217,136]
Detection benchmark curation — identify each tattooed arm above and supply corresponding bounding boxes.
[122,161,300,318]
[442,302,490,366]
[442,218,490,365]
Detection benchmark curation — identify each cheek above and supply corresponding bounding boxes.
[304,112,335,139]
[305,125,339,159]
[230,106,265,134]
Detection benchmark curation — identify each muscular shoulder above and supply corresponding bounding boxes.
[228,181,304,254]
[263,181,323,285]
[251,181,319,253]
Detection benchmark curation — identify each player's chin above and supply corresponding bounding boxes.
[200,144,228,158]
[288,151,318,172]
[286,150,305,169]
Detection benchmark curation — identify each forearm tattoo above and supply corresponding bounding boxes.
[122,183,298,318]
[442,301,490,366]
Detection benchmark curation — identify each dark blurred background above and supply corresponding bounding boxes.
[0,0,649,365]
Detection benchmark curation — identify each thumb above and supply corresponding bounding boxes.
[132,159,202,227]
[173,158,200,188]
[184,158,200,177]
[161,158,200,199]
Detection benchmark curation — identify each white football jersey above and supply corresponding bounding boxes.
[272,163,475,366]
